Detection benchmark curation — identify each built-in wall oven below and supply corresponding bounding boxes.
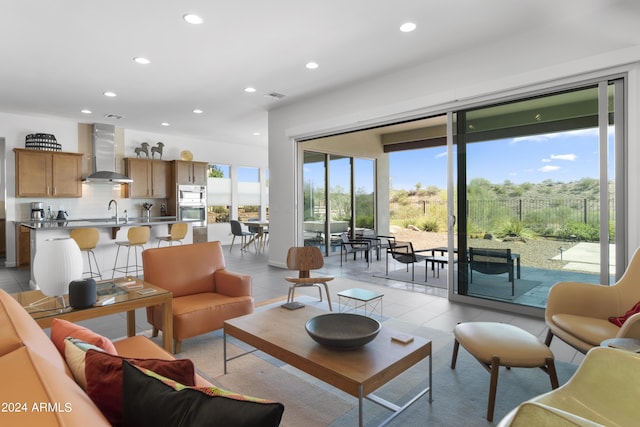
[177,185,207,227]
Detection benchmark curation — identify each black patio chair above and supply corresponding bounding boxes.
[386,241,429,281]
[339,232,371,267]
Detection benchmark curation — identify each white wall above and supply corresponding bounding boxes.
[268,46,640,267]
[0,114,268,266]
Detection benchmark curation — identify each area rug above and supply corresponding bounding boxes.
[150,312,577,427]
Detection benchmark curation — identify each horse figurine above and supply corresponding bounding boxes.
[151,142,164,159]
[134,142,150,158]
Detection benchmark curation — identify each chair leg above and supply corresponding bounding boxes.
[152,327,159,337]
[487,355,501,422]
[88,250,102,280]
[321,283,333,312]
[112,245,122,278]
[174,340,182,354]
[544,329,554,346]
[229,235,236,253]
[546,357,559,389]
[450,338,460,369]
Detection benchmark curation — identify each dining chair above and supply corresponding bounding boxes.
[229,220,256,253]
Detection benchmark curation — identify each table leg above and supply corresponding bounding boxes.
[161,298,173,353]
[358,385,364,427]
[126,310,135,337]
[516,256,521,279]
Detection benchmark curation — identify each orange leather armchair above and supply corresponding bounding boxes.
[545,247,640,353]
[143,241,254,353]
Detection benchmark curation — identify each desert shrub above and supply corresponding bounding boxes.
[419,219,439,232]
[495,218,534,239]
[557,221,599,241]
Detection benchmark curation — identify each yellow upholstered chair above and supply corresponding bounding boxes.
[545,248,640,353]
[283,246,334,311]
[157,222,188,247]
[70,228,102,280]
[498,347,640,426]
[112,226,150,278]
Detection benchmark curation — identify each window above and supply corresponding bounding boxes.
[207,164,230,223]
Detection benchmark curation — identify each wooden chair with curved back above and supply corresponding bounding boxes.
[282,246,334,311]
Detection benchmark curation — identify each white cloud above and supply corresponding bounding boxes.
[434,151,447,159]
[541,158,551,162]
[550,154,577,161]
[539,165,560,172]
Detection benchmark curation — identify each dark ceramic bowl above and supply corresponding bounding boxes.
[305,313,381,350]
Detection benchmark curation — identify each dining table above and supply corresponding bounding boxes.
[241,220,269,253]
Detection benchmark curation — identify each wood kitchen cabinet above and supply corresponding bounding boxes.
[17,225,30,268]
[172,160,208,185]
[124,158,169,198]
[14,149,83,198]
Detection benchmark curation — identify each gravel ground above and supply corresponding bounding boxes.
[391,228,577,270]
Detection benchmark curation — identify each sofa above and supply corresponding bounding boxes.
[143,241,255,353]
[0,288,213,426]
[0,287,284,426]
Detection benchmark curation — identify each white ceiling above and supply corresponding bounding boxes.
[1,0,639,149]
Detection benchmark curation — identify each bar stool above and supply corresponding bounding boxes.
[157,222,188,247]
[70,228,102,280]
[112,226,150,278]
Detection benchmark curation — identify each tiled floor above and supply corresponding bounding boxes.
[0,246,584,365]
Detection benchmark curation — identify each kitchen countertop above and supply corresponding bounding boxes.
[17,217,197,237]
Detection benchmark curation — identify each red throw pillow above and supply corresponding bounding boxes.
[608,301,640,327]
[84,349,196,427]
[50,318,117,356]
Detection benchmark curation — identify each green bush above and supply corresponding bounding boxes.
[420,219,439,232]
[557,221,599,241]
[495,218,534,239]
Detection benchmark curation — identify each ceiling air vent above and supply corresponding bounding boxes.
[104,113,125,120]
[264,92,286,100]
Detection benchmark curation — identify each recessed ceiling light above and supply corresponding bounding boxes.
[183,14,203,24]
[81,109,92,114]
[161,122,170,126]
[400,22,417,32]
[133,57,150,65]
[193,109,203,114]
[103,91,117,97]
[253,132,261,136]
[305,62,319,70]
[244,87,256,93]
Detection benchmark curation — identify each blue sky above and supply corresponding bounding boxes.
[303,127,613,192]
[391,128,610,190]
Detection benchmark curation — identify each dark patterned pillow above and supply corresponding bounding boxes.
[122,361,284,427]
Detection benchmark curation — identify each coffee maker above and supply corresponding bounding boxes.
[31,202,45,221]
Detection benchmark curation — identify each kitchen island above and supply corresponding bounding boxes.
[19,217,197,288]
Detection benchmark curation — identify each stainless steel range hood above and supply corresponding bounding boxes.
[83,123,133,183]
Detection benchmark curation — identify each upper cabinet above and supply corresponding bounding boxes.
[14,149,83,198]
[172,160,208,185]
[124,158,169,198]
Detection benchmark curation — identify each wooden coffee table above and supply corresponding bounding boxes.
[11,279,173,353]
[224,306,432,426]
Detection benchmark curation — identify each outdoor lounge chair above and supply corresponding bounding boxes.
[469,247,516,295]
[386,241,429,282]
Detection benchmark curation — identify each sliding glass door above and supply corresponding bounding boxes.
[455,80,624,307]
[303,151,376,256]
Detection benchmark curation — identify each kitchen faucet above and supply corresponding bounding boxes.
[108,199,118,224]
